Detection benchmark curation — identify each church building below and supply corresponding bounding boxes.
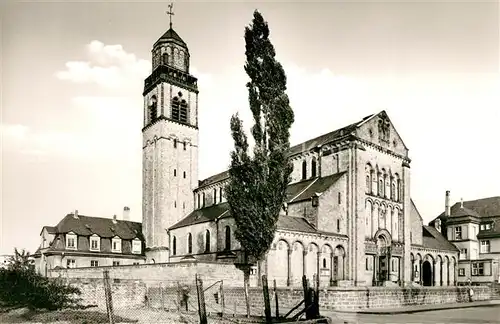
[140,20,459,287]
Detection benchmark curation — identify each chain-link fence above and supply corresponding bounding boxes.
[68,270,319,324]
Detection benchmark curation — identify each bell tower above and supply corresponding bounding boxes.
[142,6,199,263]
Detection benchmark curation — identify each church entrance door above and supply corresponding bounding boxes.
[422,261,432,286]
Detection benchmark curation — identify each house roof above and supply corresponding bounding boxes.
[40,226,57,236]
[422,226,459,252]
[436,196,500,219]
[45,214,143,240]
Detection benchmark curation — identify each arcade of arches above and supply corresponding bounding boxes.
[410,250,457,286]
[266,235,347,287]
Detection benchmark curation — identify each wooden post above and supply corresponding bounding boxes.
[273,279,279,319]
[195,274,208,324]
[262,275,272,323]
[103,270,115,324]
[220,280,225,317]
[302,275,310,310]
[160,282,164,310]
[314,273,320,318]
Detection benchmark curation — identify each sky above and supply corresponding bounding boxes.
[1,0,499,255]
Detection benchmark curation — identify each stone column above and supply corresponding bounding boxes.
[419,260,423,285]
[316,251,321,287]
[287,249,292,287]
[330,253,335,286]
[440,260,443,286]
[454,262,458,286]
[411,259,415,281]
[373,255,378,285]
[432,260,437,286]
[303,250,308,281]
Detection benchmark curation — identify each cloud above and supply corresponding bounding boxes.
[1,124,29,140]
[55,40,150,91]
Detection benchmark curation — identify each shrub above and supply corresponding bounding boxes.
[0,267,81,310]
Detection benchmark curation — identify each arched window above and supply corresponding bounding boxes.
[213,188,217,205]
[180,100,188,123]
[391,183,396,200]
[225,226,231,251]
[219,187,223,203]
[171,97,180,121]
[323,258,327,268]
[202,192,205,207]
[173,138,177,148]
[205,230,210,252]
[174,169,176,177]
[378,179,383,196]
[148,96,158,123]
[197,193,200,209]
[311,157,317,178]
[172,236,177,255]
[302,160,307,180]
[366,164,373,194]
[187,233,192,254]
[396,177,401,201]
[162,53,169,65]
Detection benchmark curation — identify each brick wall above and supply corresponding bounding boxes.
[148,285,492,312]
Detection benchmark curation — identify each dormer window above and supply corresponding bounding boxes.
[66,232,77,250]
[132,238,142,254]
[90,235,100,251]
[112,237,122,253]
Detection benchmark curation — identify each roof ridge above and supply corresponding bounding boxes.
[289,178,319,203]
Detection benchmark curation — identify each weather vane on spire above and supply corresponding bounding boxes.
[166,3,175,29]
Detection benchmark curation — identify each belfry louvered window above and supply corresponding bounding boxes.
[180,99,188,123]
[171,97,180,121]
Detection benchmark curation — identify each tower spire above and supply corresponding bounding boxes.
[166,3,175,29]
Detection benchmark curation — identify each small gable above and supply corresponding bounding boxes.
[356,111,409,157]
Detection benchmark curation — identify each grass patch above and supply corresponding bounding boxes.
[0,307,138,323]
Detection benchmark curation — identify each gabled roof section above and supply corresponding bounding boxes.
[290,173,346,203]
[277,215,317,233]
[288,114,373,157]
[198,170,230,188]
[410,199,424,222]
[169,201,318,234]
[49,214,143,240]
[40,226,57,236]
[170,203,231,230]
[422,226,459,252]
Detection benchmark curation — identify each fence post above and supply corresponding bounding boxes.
[160,282,164,310]
[262,275,272,323]
[220,280,225,317]
[195,274,208,324]
[103,270,115,324]
[273,279,279,319]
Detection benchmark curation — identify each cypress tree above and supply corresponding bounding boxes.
[226,10,294,311]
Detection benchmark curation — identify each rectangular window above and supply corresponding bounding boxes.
[90,260,99,267]
[132,240,142,254]
[113,261,120,266]
[336,219,340,233]
[90,237,100,251]
[458,268,465,276]
[133,262,140,265]
[455,226,462,240]
[472,263,478,276]
[481,240,491,253]
[66,259,76,268]
[480,224,485,231]
[338,192,341,204]
[485,223,492,230]
[112,239,122,253]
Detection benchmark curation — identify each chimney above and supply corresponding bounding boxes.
[460,198,464,209]
[112,214,117,224]
[73,209,79,219]
[434,218,442,232]
[445,191,450,217]
[123,206,130,221]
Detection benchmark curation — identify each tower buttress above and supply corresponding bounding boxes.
[142,15,199,263]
